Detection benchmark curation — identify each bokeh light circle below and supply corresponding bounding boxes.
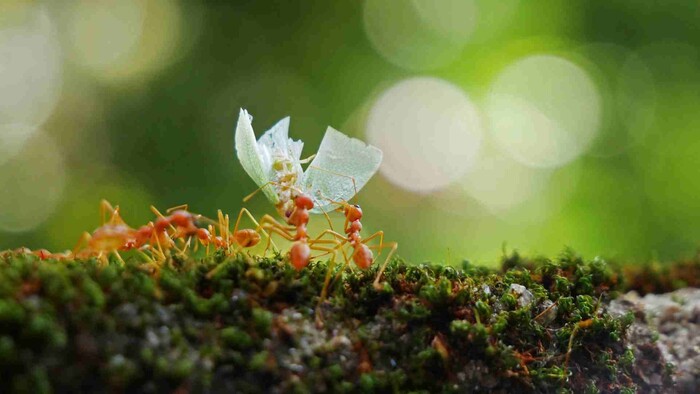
[366,77,483,193]
[0,5,62,127]
[363,0,477,70]
[0,124,38,167]
[573,43,656,157]
[65,0,144,71]
[62,0,185,83]
[40,169,156,251]
[486,55,602,168]
[0,130,66,232]
[461,145,552,214]
[411,0,478,43]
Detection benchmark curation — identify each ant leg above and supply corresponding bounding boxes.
[314,242,346,300]
[136,248,156,266]
[360,230,394,271]
[150,223,171,266]
[299,153,316,164]
[361,231,384,256]
[312,244,342,326]
[329,244,354,290]
[216,210,232,252]
[72,232,92,256]
[257,214,295,255]
[99,200,110,225]
[257,214,295,232]
[369,242,398,290]
[112,250,126,266]
[310,229,347,244]
[99,199,117,225]
[260,224,296,242]
[206,224,215,255]
[309,238,346,260]
[101,200,127,227]
[177,237,191,258]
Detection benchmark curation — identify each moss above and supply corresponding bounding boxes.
[0,248,689,393]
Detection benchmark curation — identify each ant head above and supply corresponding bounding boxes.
[295,194,314,210]
[344,204,363,222]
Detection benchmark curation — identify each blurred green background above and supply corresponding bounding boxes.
[1,0,699,266]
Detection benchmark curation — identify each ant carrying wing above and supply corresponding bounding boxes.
[301,127,383,213]
[235,109,383,214]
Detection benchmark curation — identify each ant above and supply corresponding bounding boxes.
[242,165,341,270]
[72,200,157,265]
[149,204,267,255]
[147,204,270,277]
[254,192,340,270]
[13,201,155,264]
[10,247,71,261]
[311,199,398,304]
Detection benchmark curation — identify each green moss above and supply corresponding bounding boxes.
[221,327,253,349]
[0,248,686,393]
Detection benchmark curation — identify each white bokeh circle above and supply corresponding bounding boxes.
[363,0,477,70]
[461,145,552,214]
[0,5,62,127]
[366,77,483,193]
[60,0,185,83]
[0,130,66,232]
[485,55,602,168]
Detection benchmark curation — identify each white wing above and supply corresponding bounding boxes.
[234,108,279,204]
[302,127,383,213]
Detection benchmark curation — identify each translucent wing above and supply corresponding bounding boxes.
[302,127,383,213]
[234,108,279,204]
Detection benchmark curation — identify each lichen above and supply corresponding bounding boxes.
[0,248,684,393]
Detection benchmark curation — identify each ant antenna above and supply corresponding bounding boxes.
[242,181,277,203]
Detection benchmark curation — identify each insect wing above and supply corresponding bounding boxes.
[234,109,280,204]
[302,127,383,213]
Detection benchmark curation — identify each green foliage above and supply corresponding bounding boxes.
[0,249,678,393]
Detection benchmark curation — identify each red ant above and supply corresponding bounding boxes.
[72,200,157,265]
[242,173,340,270]
[149,204,266,257]
[311,200,398,302]
[255,192,340,270]
[11,201,153,264]
[9,247,71,261]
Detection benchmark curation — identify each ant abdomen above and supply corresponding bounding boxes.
[353,243,373,269]
[290,241,311,270]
